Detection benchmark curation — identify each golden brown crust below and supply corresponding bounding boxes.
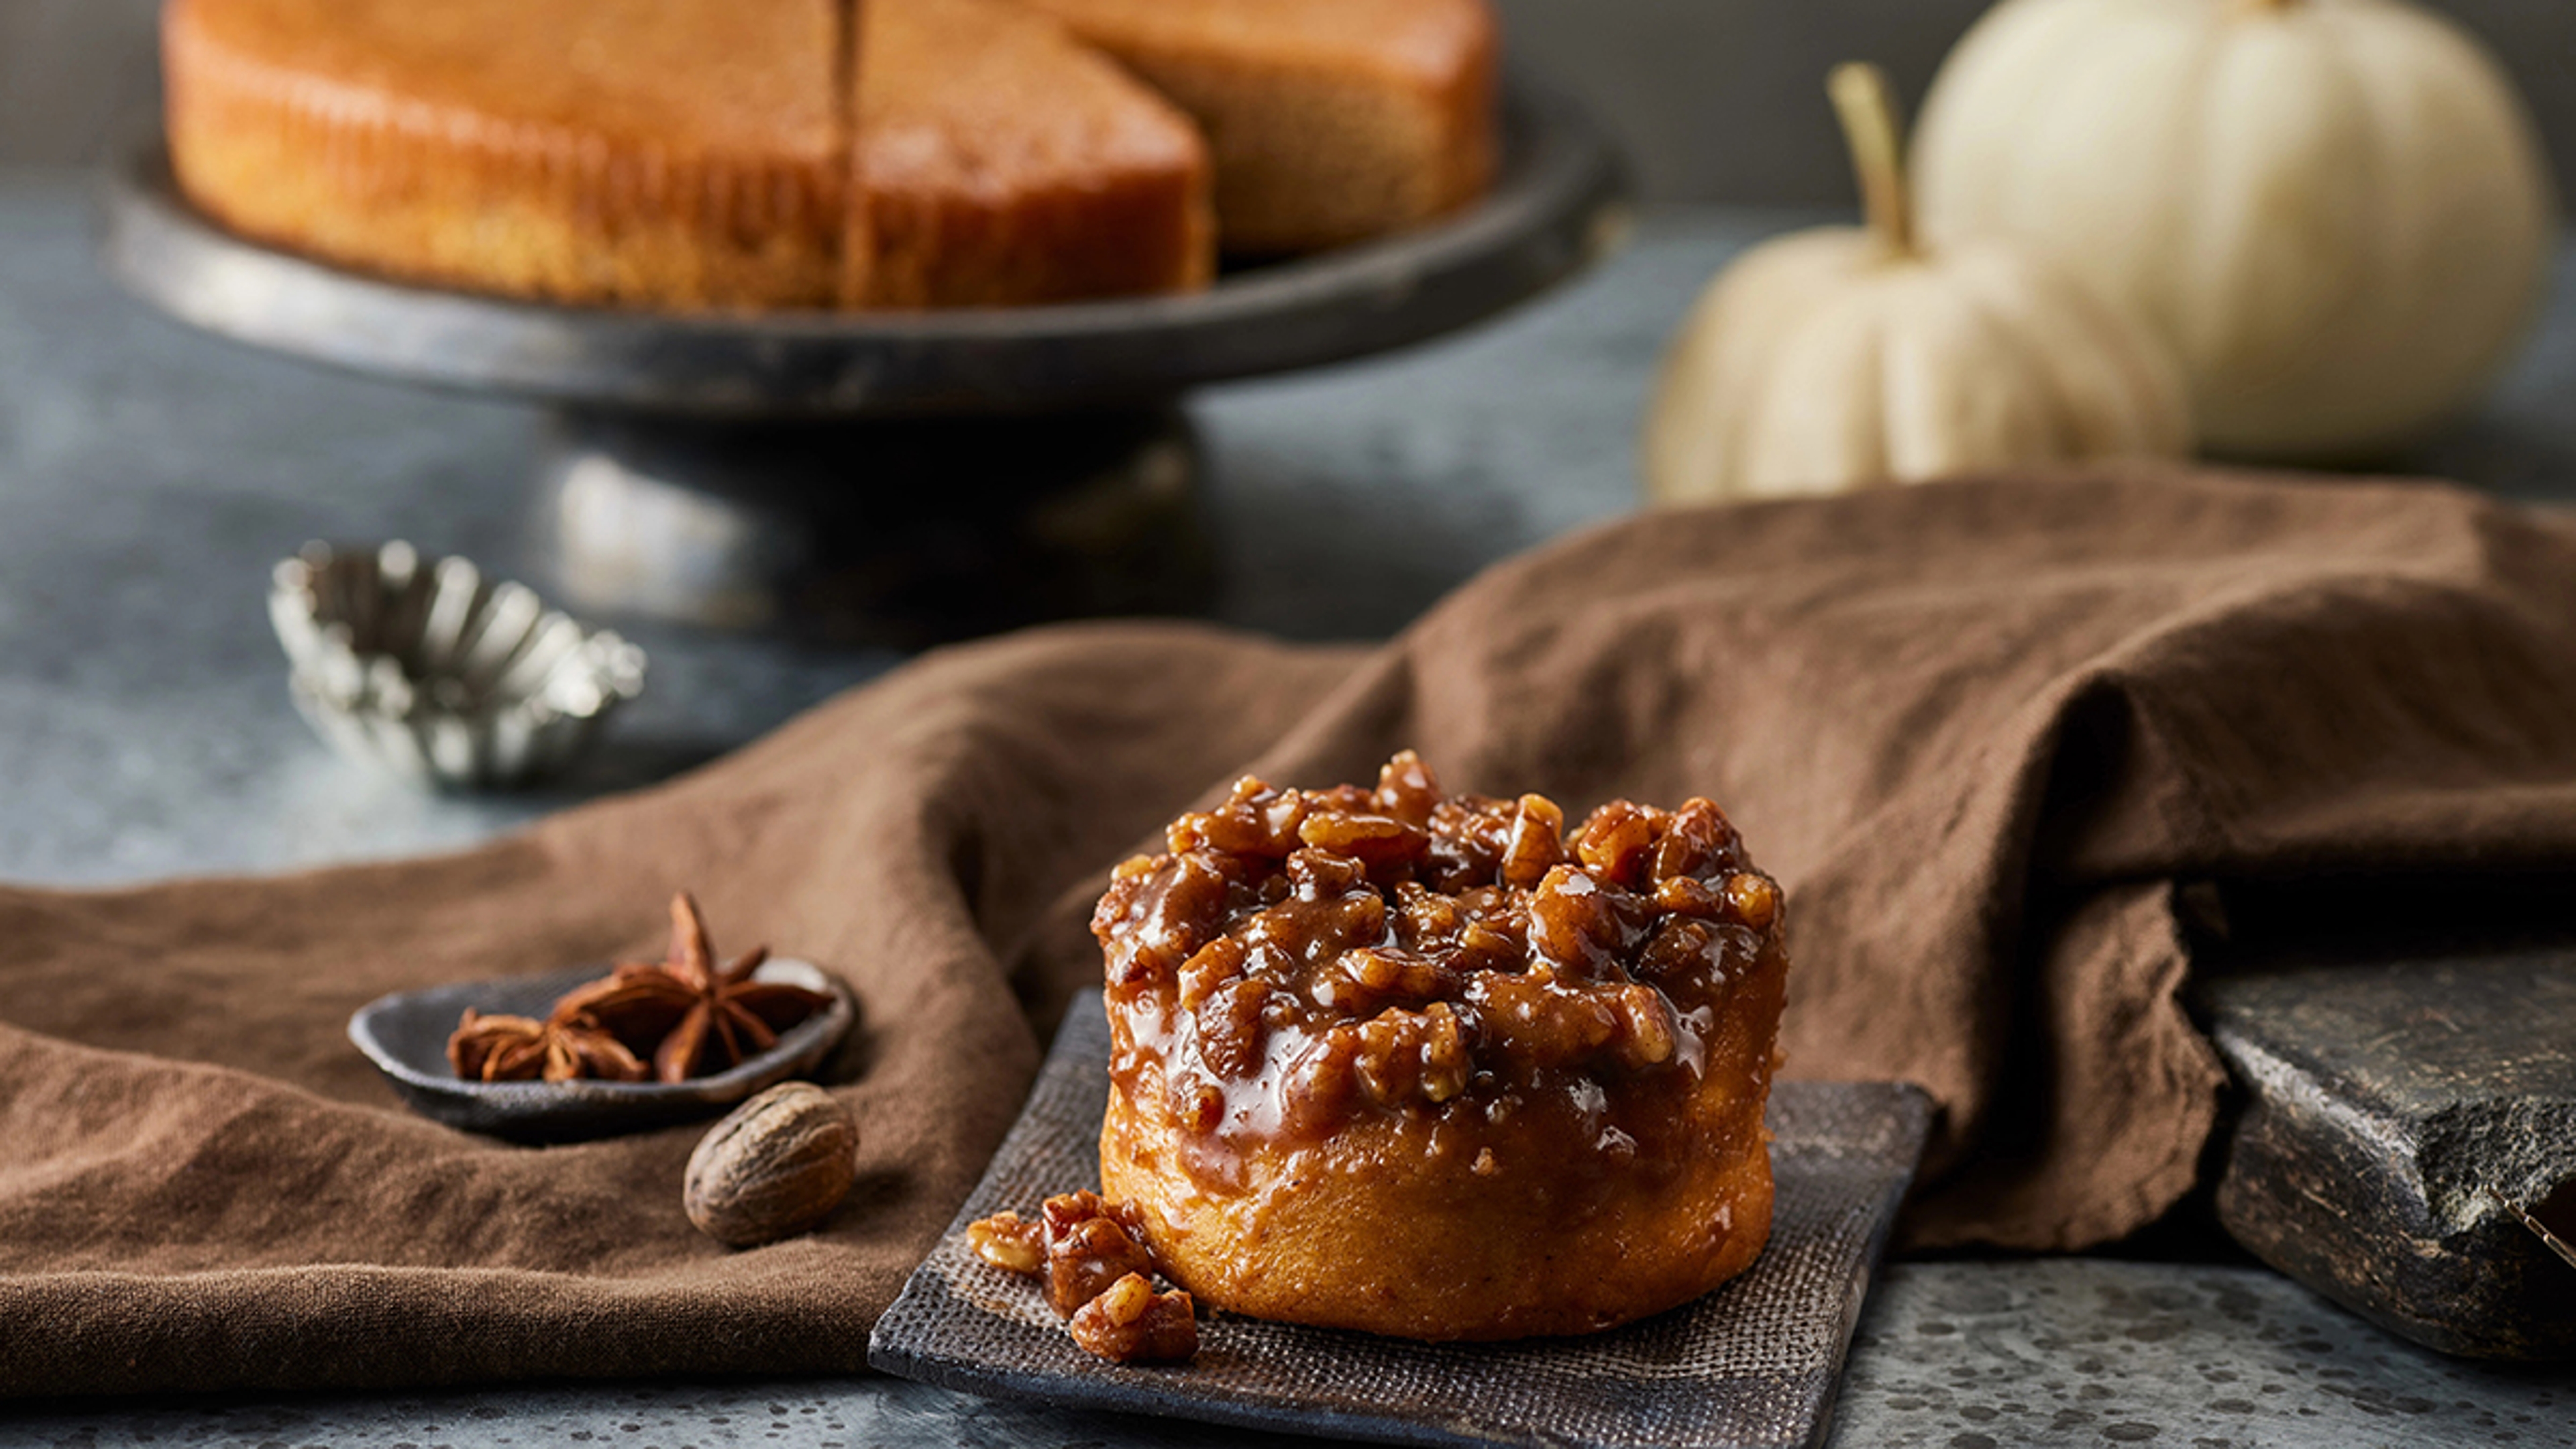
[1102,1057,1778,1341]
[162,0,1462,308]
[163,0,846,309]
[1093,754,1787,1341]
[845,0,1213,307]
[1012,0,1499,253]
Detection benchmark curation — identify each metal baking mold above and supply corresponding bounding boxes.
[268,540,645,789]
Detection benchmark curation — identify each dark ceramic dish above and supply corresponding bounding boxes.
[871,992,1934,1449]
[349,960,855,1144]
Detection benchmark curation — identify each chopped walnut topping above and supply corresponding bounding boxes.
[966,1210,1044,1275]
[967,1193,1198,1365]
[1068,1272,1200,1364]
[1093,752,1786,1166]
[1725,872,1780,932]
[1041,1191,1156,1317]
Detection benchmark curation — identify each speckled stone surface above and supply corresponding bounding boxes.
[5,1263,2567,1448]
[1834,1261,2573,1449]
[3,169,2574,1444]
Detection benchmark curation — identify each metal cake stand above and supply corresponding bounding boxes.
[99,83,1627,640]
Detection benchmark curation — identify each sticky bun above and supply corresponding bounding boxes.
[1091,751,1789,1340]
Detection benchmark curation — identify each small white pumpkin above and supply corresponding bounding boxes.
[1913,0,2558,460]
[1644,64,2193,506]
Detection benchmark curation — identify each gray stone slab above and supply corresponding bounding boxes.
[2202,951,2576,1359]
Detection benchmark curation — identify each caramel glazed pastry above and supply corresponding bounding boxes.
[1093,752,1790,1342]
[160,0,1498,311]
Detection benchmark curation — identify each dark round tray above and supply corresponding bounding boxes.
[99,80,1627,419]
[350,959,857,1144]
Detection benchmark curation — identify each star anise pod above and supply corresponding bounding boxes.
[447,1008,649,1083]
[552,893,833,1083]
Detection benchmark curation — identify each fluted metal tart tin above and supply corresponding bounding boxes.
[350,960,855,1144]
[269,540,646,789]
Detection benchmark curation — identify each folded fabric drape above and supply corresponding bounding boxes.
[8,468,2573,1395]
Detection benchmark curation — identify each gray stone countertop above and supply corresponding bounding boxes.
[2,168,2573,1446]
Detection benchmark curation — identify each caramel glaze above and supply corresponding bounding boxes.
[1093,751,1788,1340]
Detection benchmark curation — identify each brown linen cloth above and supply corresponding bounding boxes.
[7,467,2576,1395]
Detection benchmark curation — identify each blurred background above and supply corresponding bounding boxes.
[6,0,2573,199]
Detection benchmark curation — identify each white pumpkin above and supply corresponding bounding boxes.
[1644,64,2192,506]
[1913,0,2558,460]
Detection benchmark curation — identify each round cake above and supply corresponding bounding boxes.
[162,0,1500,311]
[162,0,1214,311]
[1092,751,1790,1341]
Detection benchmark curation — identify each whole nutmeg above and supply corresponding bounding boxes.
[684,1082,860,1248]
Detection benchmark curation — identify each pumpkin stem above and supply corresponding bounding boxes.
[1828,63,1915,258]
[2237,0,2302,13]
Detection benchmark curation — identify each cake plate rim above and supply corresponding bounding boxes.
[97,76,1629,419]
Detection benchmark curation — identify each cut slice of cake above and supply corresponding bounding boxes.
[1008,0,1499,254]
[845,0,1214,307]
[164,0,848,309]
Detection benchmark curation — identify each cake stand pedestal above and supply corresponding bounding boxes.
[528,407,1204,641]
[101,83,1625,641]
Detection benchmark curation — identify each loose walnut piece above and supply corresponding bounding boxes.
[965,1192,1198,1366]
[1091,751,1783,1147]
[1069,1272,1200,1365]
[1041,1191,1156,1317]
[967,1211,1045,1274]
